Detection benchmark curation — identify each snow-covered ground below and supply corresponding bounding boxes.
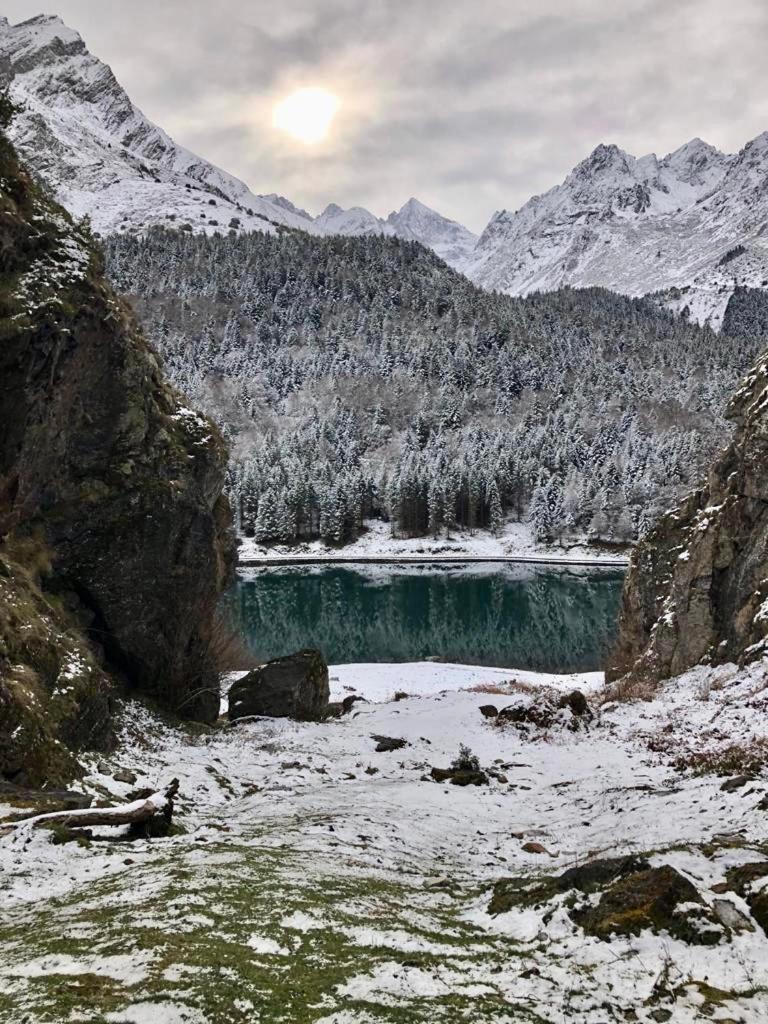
[237,518,630,567]
[2,659,767,1022]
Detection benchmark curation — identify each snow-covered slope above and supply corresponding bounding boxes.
[465,135,768,327]
[0,14,476,261]
[0,15,321,237]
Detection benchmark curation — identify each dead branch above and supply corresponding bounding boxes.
[2,779,179,835]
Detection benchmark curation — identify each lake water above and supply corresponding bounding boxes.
[227,563,625,673]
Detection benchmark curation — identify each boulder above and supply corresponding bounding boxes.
[479,704,498,718]
[489,854,650,916]
[371,735,408,753]
[571,865,724,945]
[430,766,488,786]
[496,688,593,733]
[726,861,768,934]
[228,650,329,722]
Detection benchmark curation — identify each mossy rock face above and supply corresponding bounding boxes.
[571,865,725,945]
[0,555,115,786]
[489,855,651,916]
[0,122,234,734]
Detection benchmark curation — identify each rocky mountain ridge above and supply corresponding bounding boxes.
[465,134,768,328]
[0,14,475,261]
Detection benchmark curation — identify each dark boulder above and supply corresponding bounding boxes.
[371,735,408,753]
[489,854,650,915]
[571,865,724,945]
[496,688,593,733]
[479,704,498,718]
[430,766,488,786]
[726,861,768,934]
[228,650,329,722]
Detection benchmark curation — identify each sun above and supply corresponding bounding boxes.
[272,87,339,145]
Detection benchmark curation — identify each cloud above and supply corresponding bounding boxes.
[5,0,768,230]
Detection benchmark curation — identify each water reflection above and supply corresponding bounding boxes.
[226,563,625,673]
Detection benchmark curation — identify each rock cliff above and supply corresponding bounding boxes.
[609,343,768,682]
[0,103,234,782]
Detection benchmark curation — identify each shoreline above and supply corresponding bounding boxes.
[236,552,630,568]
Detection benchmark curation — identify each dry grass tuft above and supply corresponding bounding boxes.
[466,680,537,696]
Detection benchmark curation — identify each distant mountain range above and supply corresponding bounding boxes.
[3,13,768,327]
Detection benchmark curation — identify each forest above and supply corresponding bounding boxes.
[105,228,766,545]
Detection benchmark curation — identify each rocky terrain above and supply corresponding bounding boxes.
[1,660,767,1023]
[0,105,234,785]
[609,336,768,684]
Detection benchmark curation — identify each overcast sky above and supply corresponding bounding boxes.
[5,0,768,230]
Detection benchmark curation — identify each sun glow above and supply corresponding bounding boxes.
[272,87,340,144]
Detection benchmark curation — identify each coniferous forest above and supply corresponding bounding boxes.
[105,228,764,546]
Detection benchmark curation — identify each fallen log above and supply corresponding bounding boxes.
[1,779,179,838]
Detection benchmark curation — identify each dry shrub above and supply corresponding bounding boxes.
[598,674,661,705]
[673,738,768,777]
[206,612,258,674]
[466,680,537,696]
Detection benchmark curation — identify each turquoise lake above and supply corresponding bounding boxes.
[227,563,625,672]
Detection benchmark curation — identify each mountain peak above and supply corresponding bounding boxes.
[320,203,345,218]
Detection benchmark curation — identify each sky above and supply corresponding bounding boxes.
[4,0,768,231]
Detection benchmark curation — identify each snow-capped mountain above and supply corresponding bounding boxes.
[0,15,317,236]
[464,136,768,327]
[0,14,475,261]
[386,198,478,265]
[313,197,478,263]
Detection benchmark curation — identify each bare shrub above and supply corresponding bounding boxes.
[673,738,768,777]
[598,674,661,705]
[206,612,258,674]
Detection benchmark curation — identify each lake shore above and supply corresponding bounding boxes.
[237,518,631,568]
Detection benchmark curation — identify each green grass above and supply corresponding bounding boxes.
[0,831,537,1024]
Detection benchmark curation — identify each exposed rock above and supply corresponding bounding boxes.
[571,865,725,945]
[495,688,593,732]
[720,775,751,792]
[0,115,235,765]
[726,861,768,933]
[521,841,555,856]
[479,704,498,718]
[608,346,768,682]
[489,855,650,915]
[0,554,115,785]
[372,735,408,753]
[712,898,755,932]
[430,766,488,786]
[112,769,137,785]
[228,650,329,722]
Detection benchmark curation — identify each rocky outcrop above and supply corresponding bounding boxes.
[228,650,329,722]
[0,108,234,782]
[608,346,768,683]
[0,552,115,785]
